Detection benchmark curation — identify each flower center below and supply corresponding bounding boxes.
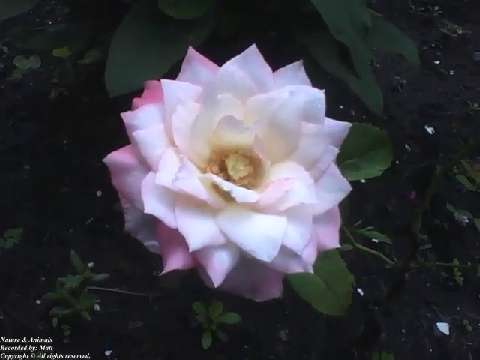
[206,148,263,189]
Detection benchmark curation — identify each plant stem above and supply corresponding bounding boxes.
[342,226,395,266]
[87,286,165,298]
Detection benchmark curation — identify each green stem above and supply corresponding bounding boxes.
[342,226,395,266]
[87,286,165,298]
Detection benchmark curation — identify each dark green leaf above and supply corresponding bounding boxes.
[372,352,394,360]
[193,301,206,315]
[58,274,83,290]
[105,0,213,97]
[288,250,353,316]
[1,228,23,248]
[13,55,41,70]
[158,0,215,20]
[218,312,241,325]
[201,331,212,349]
[208,301,224,320]
[0,0,39,22]
[300,31,382,114]
[355,227,392,244]
[52,46,72,59]
[367,12,419,66]
[70,250,86,274]
[338,123,393,181]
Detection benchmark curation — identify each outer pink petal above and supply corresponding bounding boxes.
[132,80,164,109]
[155,147,181,189]
[324,117,352,148]
[222,44,274,94]
[309,145,339,181]
[103,145,148,209]
[216,207,287,262]
[176,47,219,88]
[157,223,194,273]
[194,244,240,287]
[274,61,312,87]
[219,257,284,301]
[313,164,351,215]
[141,172,177,228]
[121,104,165,144]
[313,207,341,252]
[175,197,226,251]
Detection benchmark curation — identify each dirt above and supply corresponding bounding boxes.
[0,0,479,359]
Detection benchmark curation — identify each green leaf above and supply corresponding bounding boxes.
[52,46,72,59]
[338,123,393,181]
[0,0,39,22]
[193,301,207,315]
[158,0,215,20]
[455,174,477,191]
[13,55,41,70]
[1,228,23,248]
[367,12,420,66]
[355,227,392,244]
[201,331,212,350]
[218,312,241,325]
[58,274,83,290]
[105,0,213,97]
[299,31,382,114]
[70,250,86,274]
[288,249,354,316]
[208,301,224,320]
[78,49,103,65]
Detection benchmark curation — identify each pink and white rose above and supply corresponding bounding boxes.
[104,45,351,301]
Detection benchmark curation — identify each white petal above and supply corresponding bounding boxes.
[175,197,226,251]
[171,101,201,158]
[269,246,313,274]
[131,124,169,170]
[309,145,339,180]
[211,115,255,148]
[282,206,313,255]
[216,207,287,262]
[195,244,240,287]
[312,165,351,215]
[141,172,177,228]
[205,173,259,203]
[222,44,274,93]
[121,104,165,143]
[324,117,352,148]
[214,65,257,101]
[155,147,181,189]
[289,122,329,170]
[176,47,219,88]
[274,61,312,87]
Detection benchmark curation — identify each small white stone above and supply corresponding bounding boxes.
[105,350,112,356]
[96,190,102,197]
[404,144,412,152]
[436,322,450,335]
[434,60,440,65]
[356,288,365,296]
[87,262,94,268]
[35,300,41,305]
[94,304,101,312]
[424,125,435,135]
[339,105,344,109]
[449,70,455,75]
[360,179,366,183]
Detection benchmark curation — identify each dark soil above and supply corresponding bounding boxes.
[1,0,479,359]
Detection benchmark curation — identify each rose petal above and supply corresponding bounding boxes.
[313,207,341,252]
[204,173,259,203]
[309,145,339,180]
[175,197,226,252]
[220,257,284,301]
[268,246,313,274]
[131,124,169,170]
[103,145,148,209]
[264,161,317,211]
[222,44,274,94]
[142,172,177,228]
[274,61,312,87]
[119,196,160,254]
[121,104,165,143]
[195,244,240,287]
[132,80,163,109]
[312,164,351,215]
[216,207,287,262]
[289,122,329,170]
[176,47,219,88]
[282,206,313,255]
[155,147,181,189]
[214,65,257,101]
[324,117,352,148]
[210,115,255,148]
[171,101,201,158]
[157,223,194,273]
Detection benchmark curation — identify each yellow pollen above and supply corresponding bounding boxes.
[206,148,263,189]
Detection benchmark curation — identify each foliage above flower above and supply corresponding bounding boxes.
[104,45,352,301]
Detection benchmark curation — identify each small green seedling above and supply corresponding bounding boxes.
[43,250,109,335]
[192,300,241,350]
[371,352,394,360]
[0,228,22,252]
